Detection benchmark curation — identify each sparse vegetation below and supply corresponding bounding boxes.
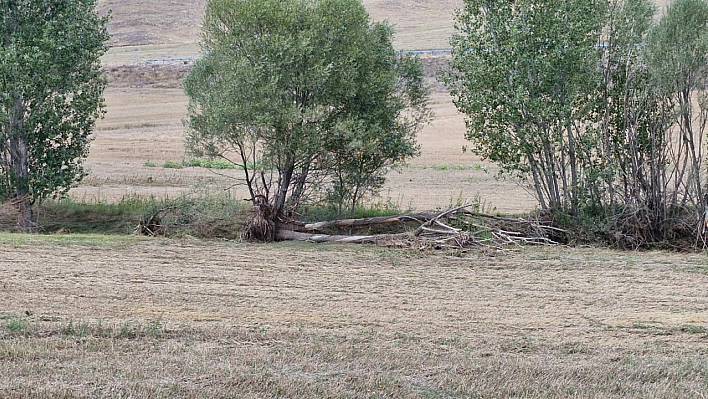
[418,163,487,171]
[184,157,241,170]
[135,193,249,239]
[0,194,250,238]
[161,160,183,169]
[6,316,24,335]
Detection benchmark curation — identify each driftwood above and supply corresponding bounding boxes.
[301,212,436,232]
[276,203,564,251]
[276,229,410,243]
[134,207,172,236]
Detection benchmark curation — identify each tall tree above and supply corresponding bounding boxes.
[184,0,430,221]
[0,0,109,231]
[445,0,605,216]
[647,0,708,231]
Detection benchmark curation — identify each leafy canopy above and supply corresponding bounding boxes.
[184,0,430,217]
[446,0,606,214]
[0,0,109,205]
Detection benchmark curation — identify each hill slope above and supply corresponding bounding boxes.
[98,0,462,52]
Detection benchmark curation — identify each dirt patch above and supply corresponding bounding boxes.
[98,0,205,47]
[106,64,190,89]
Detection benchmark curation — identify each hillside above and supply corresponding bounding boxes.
[97,0,673,64]
[97,0,463,59]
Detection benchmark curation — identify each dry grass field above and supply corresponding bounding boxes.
[2,237,708,397]
[2,0,706,398]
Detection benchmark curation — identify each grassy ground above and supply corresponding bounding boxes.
[2,240,708,398]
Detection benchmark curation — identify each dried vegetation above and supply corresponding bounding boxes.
[2,241,708,397]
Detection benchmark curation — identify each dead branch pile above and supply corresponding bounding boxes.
[277,203,564,251]
[134,207,172,236]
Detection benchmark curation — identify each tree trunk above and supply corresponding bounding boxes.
[289,160,310,211]
[14,197,33,233]
[273,158,295,219]
[7,94,33,232]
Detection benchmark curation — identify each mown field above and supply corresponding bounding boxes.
[3,238,708,397]
[2,0,705,398]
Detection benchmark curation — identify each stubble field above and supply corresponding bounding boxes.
[3,238,708,397]
[2,0,705,398]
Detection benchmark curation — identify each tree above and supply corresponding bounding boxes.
[445,0,606,217]
[642,0,708,242]
[596,0,657,214]
[184,0,430,222]
[0,0,109,231]
[448,0,708,247]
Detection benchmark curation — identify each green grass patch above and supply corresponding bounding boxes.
[0,232,142,247]
[0,194,250,240]
[158,157,258,170]
[299,198,407,223]
[136,193,249,239]
[37,196,155,235]
[185,157,242,170]
[6,316,25,335]
[411,163,487,171]
[162,160,183,169]
[677,324,707,334]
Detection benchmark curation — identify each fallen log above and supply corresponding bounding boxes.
[272,203,562,250]
[300,212,436,232]
[276,229,409,243]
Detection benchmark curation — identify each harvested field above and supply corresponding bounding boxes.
[2,239,708,397]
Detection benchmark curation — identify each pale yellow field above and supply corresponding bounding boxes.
[2,239,708,397]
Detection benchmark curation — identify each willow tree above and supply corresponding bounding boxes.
[445,0,606,216]
[0,0,109,231]
[184,0,430,221]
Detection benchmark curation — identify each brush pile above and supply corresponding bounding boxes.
[275,203,564,251]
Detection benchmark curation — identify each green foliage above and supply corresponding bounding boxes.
[0,194,248,239]
[597,0,708,244]
[184,0,431,219]
[448,0,708,247]
[645,0,708,206]
[678,324,708,334]
[37,196,153,235]
[116,317,165,339]
[0,0,109,222]
[7,317,23,333]
[446,0,605,215]
[161,160,183,169]
[62,319,89,337]
[185,157,241,170]
[137,193,248,239]
[299,197,406,223]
